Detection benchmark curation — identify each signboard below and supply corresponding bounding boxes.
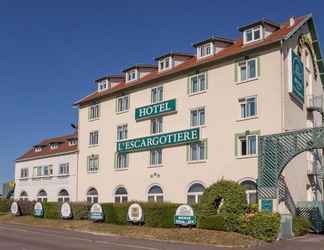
[127,203,144,223]
[34,202,44,217]
[61,202,72,219]
[288,49,304,103]
[117,128,200,153]
[89,203,104,221]
[261,199,273,212]
[174,204,197,226]
[10,201,20,216]
[135,99,176,121]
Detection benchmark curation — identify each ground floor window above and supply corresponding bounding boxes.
[148,185,163,202]
[87,188,98,203]
[240,180,257,204]
[58,189,70,203]
[187,183,205,205]
[114,187,128,203]
[37,189,47,202]
[19,191,28,201]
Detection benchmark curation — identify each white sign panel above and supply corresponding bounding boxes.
[89,203,104,221]
[174,204,196,226]
[61,202,72,219]
[34,202,44,217]
[127,203,143,223]
[10,202,20,216]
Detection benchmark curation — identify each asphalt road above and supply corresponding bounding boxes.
[0,223,324,250]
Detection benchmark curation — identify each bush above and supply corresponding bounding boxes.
[198,215,225,230]
[198,180,247,218]
[17,200,35,216]
[71,202,91,220]
[102,203,128,225]
[293,216,311,236]
[240,212,280,242]
[0,199,10,213]
[141,202,178,228]
[43,202,60,219]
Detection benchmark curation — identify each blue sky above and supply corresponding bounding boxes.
[0,0,323,185]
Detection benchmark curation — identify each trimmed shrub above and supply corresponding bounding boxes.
[71,202,91,220]
[293,216,311,236]
[198,215,225,230]
[102,203,128,225]
[240,212,281,242]
[0,199,10,213]
[43,202,60,219]
[223,213,243,232]
[141,202,178,228]
[198,180,247,218]
[17,200,35,216]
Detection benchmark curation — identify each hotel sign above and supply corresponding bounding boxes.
[288,50,304,103]
[117,128,200,153]
[135,99,176,120]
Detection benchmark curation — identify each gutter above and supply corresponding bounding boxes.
[15,150,78,163]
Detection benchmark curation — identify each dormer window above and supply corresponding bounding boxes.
[34,146,42,152]
[199,43,213,58]
[50,143,59,150]
[159,57,171,71]
[98,80,109,92]
[68,139,77,146]
[244,26,262,44]
[127,70,137,82]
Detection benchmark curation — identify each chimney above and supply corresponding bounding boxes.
[289,16,295,27]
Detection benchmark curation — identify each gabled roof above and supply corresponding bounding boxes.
[238,18,280,32]
[95,75,125,83]
[122,64,157,73]
[192,36,235,48]
[74,15,323,107]
[16,134,78,162]
[155,52,194,61]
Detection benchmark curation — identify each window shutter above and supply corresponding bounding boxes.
[205,72,208,90]
[187,76,191,94]
[234,62,238,82]
[234,134,238,156]
[114,153,117,169]
[186,144,190,161]
[204,139,208,160]
[115,98,118,113]
[257,57,261,77]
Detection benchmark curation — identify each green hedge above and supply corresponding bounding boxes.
[293,216,311,236]
[71,202,91,220]
[17,200,35,216]
[43,202,60,219]
[0,199,10,213]
[102,203,128,225]
[198,215,225,230]
[141,202,178,228]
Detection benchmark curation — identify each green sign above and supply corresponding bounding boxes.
[290,50,304,103]
[135,99,176,120]
[261,199,273,212]
[117,128,200,153]
[174,215,197,226]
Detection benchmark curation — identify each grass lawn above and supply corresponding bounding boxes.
[0,214,262,247]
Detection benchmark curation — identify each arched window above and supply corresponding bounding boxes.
[37,189,47,202]
[148,185,163,202]
[187,183,205,205]
[58,189,70,203]
[20,191,28,201]
[240,180,257,204]
[114,187,128,203]
[87,188,98,203]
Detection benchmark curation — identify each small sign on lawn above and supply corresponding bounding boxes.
[174,204,196,227]
[61,202,72,219]
[127,203,144,224]
[10,201,20,216]
[34,202,44,217]
[89,203,104,221]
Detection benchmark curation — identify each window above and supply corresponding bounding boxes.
[239,96,257,118]
[59,163,69,175]
[98,80,109,92]
[34,146,42,152]
[187,183,205,205]
[151,117,163,134]
[114,187,128,203]
[151,86,163,103]
[43,165,53,176]
[20,168,29,178]
[89,131,99,146]
[50,143,58,150]
[33,166,53,177]
[244,26,262,44]
[240,180,257,204]
[190,107,205,127]
[238,58,257,82]
[20,191,28,201]
[189,140,207,161]
[87,155,99,173]
[159,57,171,71]
[88,104,100,120]
[127,70,137,81]
[68,139,77,146]
[148,185,163,202]
[150,149,162,166]
[198,43,213,58]
[188,72,207,94]
[58,189,70,203]
[87,188,98,203]
[117,124,128,141]
[117,96,129,113]
[37,189,47,202]
[238,135,257,156]
[116,153,128,169]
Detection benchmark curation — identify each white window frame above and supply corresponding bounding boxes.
[147,185,164,202]
[68,139,77,146]
[98,80,110,92]
[58,190,70,203]
[114,187,128,203]
[116,153,128,170]
[50,143,58,150]
[239,96,257,119]
[189,140,207,162]
[87,155,99,173]
[34,146,42,152]
[19,191,28,201]
[238,58,257,82]
[89,130,99,146]
[151,85,163,104]
[159,57,172,71]
[20,168,29,179]
[59,163,69,176]
[117,124,128,141]
[127,70,137,82]
[88,103,100,121]
[187,183,205,205]
[150,117,163,134]
[188,72,207,95]
[243,26,263,44]
[33,165,53,178]
[149,149,162,166]
[37,190,47,202]
[197,42,213,59]
[116,95,129,113]
[87,188,99,203]
[238,134,258,157]
[190,107,206,127]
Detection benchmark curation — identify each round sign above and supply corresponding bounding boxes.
[127,203,143,223]
[89,203,104,221]
[10,201,20,216]
[34,202,44,217]
[60,202,72,219]
[174,204,196,226]
[176,204,194,217]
